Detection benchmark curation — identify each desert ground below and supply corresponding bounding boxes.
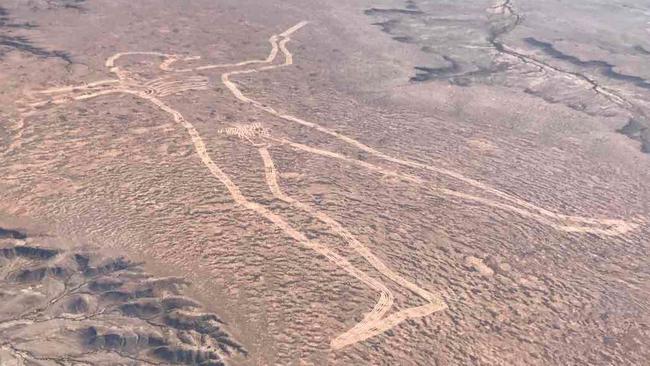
[1,0,649,365]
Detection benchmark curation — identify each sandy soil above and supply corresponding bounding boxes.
[1,0,649,365]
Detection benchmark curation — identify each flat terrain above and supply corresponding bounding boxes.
[1,0,649,365]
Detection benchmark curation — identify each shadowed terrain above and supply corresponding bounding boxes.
[0,228,245,365]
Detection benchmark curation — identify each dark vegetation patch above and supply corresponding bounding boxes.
[405,0,419,11]
[0,245,59,260]
[364,8,423,16]
[0,7,35,29]
[369,18,399,34]
[525,38,650,90]
[617,118,650,153]
[634,45,650,55]
[392,35,415,43]
[410,56,461,82]
[522,88,597,115]
[58,0,87,11]
[0,6,72,63]
[0,227,27,239]
[0,35,73,63]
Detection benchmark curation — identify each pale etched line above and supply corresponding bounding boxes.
[105,51,173,69]
[106,51,176,81]
[260,146,394,326]
[221,22,639,236]
[30,79,120,95]
[13,20,642,352]
[130,92,396,334]
[16,59,398,350]
[25,86,131,109]
[259,147,446,349]
[160,34,281,72]
[155,79,210,97]
[332,301,447,350]
[279,21,310,37]
[159,56,201,73]
[270,137,424,184]
[144,77,175,88]
[220,23,307,112]
[273,138,633,236]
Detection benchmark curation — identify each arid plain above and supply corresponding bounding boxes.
[1,0,649,365]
